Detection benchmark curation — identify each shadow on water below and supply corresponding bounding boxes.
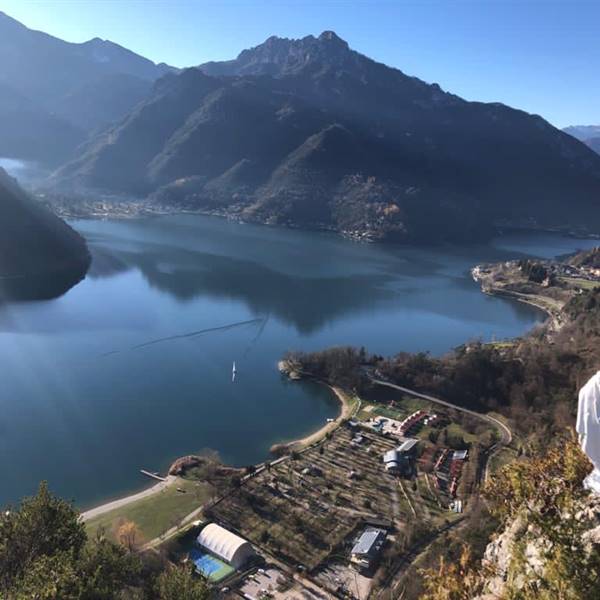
[0,215,589,507]
[0,259,90,303]
[84,234,547,335]
[86,241,397,334]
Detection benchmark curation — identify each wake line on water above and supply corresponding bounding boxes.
[243,313,270,357]
[100,317,264,356]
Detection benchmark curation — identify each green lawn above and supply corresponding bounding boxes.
[444,422,480,444]
[372,395,430,421]
[559,276,600,291]
[85,478,214,544]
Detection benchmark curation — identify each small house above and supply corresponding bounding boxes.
[350,528,387,572]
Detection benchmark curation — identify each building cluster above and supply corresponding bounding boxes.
[396,409,431,436]
[382,438,418,475]
[420,447,469,498]
[181,401,473,597]
[369,409,440,438]
[553,262,600,281]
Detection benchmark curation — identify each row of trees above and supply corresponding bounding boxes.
[0,482,209,599]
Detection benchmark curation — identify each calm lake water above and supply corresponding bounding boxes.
[0,215,597,508]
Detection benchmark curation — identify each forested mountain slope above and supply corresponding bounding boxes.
[53,32,600,242]
[0,168,89,298]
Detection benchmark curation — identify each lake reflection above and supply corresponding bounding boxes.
[0,215,596,508]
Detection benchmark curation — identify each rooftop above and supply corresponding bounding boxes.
[398,439,418,453]
[351,527,386,556]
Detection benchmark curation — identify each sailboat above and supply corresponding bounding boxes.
[232,361,237,382]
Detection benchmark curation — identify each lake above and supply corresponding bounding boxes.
[0,215,596,508]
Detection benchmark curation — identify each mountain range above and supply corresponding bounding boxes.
[0,13,599,244]
[50,31,600,242]
[0,168,89,299]
[0,11,175,165]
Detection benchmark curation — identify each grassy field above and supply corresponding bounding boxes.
[86,478,213,544]
[366,394,494,449]
[559,276,600,291]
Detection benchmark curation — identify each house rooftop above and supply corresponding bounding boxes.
[351,528,386,556]
[398,439,418,453]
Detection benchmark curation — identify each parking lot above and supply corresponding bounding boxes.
[239,568,327,600]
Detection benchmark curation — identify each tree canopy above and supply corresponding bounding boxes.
[0,482,209,599]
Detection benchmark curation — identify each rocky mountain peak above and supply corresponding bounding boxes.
[318,30,349,47]
[199,31,355,78]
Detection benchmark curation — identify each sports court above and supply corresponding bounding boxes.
[189,547,234,582]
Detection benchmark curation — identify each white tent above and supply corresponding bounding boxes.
[196,523,256,569]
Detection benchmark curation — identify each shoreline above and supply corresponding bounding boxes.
[471,265,563,329]
[81,475,177,522]
[270,384,355,454]
[80,262,561,526]
[81,383,353,522]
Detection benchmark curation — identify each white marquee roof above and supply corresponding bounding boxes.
[197,523,252,563]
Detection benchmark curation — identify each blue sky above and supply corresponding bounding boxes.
[1,0,598,128]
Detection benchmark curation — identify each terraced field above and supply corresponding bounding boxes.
[207,425,448,570]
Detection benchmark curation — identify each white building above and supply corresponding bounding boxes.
[196,523,256,569]
[350,527,387,571]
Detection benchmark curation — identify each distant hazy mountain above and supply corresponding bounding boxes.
[0,81,82,164]
[563,125,600,156]
[587,137,600,154]
[53,32,600,242]
[0,168,89,298]
[563,125,600,142]
[0,11,175,165]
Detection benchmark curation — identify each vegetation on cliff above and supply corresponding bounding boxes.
[422,439,600,600]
